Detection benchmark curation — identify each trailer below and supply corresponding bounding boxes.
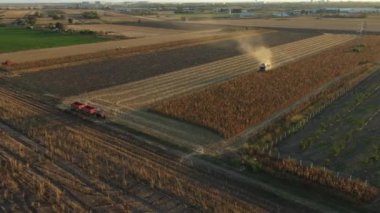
[1,60,16,67]
[70,102,106,119]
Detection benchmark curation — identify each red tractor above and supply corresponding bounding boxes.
[1,60,17,66]
[70,102,106,119]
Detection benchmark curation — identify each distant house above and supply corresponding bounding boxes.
[229,8,243,14]
[94,1,102,9]
[272,12,290,17]
[215,8,230,13]
[339,8,380,14]
[239,12,255,18]
[80,1,90,9]
[226,8,255,18]
[324,8,340,13]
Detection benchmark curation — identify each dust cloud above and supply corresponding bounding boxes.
[237,37,272,68]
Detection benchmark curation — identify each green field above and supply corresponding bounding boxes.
[0,27,106,53]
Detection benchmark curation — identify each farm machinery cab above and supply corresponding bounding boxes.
[259,63,271,72]
[70,102,106,119]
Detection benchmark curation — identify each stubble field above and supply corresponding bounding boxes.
[2,14,380,211]
[0,87,271,212]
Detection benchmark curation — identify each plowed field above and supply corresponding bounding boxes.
[10,30,318,97]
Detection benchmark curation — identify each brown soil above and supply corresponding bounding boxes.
[8,30,319,97]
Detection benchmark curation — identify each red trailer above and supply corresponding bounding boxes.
[82,105,97,115]
[71,102,86,111]
[70,102,106,119]
[1,60,16,66]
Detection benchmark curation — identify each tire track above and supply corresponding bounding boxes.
[0,90,193,212]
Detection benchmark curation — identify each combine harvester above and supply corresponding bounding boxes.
[69,101,106,119]
[259,63,271,72]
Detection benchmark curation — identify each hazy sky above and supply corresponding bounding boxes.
[0,0,379,3]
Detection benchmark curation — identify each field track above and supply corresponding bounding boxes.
[0,86,342,212]
[73,34,355,113]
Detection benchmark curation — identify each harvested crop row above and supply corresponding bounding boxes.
[242,150,378,202]
[152,36,380,138]
[0,133,84,212]
[0,88,268,212]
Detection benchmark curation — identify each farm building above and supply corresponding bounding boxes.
[318,7,380,14]
[339,8,380,13]
[272,11,290,17]
[239,12,255,18]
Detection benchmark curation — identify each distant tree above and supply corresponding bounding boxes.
[82,11,99,19]
[48,22,55,29]
[15,18,26,25]
[25,15,37,26]
[68,18,74,24]
[55,22,65,31]
[34,11,43,18]
[50,14,60,20]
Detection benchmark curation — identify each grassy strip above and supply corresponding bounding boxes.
[241,150,377,203]
[0,27,105,53]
